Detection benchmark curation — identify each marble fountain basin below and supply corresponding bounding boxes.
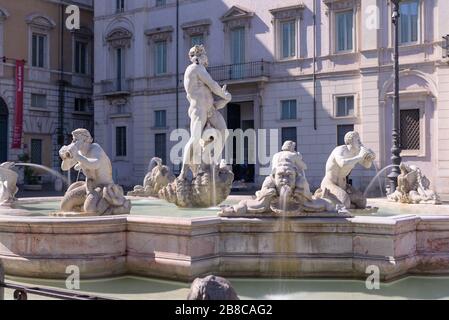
[1,196,449,282]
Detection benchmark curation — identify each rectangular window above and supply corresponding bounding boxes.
[399,0,419,44]
[30,139,42,164]
[155,110,166,128]
[336,10,353,52]
[336,96,355,117]
[75,41,87,74]
[400,109,420,150]
[281,100,297,120]
[32,34,46,68]
[190,34,204,47]
[231,27,245,79]
[154,41,167,75]
[116,126,127,157]
[337,124,354,146]
[31,94,46,109]
[116,48,123,90]
[281,20,296,58]
[156,0,166,7]
[74,98,87,112]
[155,133,167,164]
[281,127,297,145]
[116,0,125,12]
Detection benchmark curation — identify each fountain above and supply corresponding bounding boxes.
[158,45,234,208]
[1,47,449,299]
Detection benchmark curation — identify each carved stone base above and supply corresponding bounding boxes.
[158,164,234,208]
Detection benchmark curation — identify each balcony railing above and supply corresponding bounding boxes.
[100,78,131,96]
[207,60,271,82]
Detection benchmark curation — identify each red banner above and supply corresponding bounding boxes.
[11,60,24,149]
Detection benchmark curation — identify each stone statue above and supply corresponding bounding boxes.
[58,129,131,215]
[179,45,231,179]
[187,275,239,300]
[158,45,234,208]
[388,163,441,205]
[221,141,332,216]
[0,162,18,206]
[159,160,234,207]
[314,131,375,210]
[127,157,175,197]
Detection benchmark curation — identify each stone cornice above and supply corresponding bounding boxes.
[269,4,306,20]
[145,26,174,42]
[220,5,254,31]
[105,28,133,48]
[181,19,211,37]
[25,13,57,30]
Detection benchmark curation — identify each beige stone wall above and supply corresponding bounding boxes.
[0,0,94,177]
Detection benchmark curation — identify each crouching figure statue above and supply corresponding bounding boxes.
[387,163,441,205]
[128,157,175,197]
[59,129,131,215]
[314,131,376,210]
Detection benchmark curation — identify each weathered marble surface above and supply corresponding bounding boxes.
[221,141,342,217]
[158,45,234,208]
[59,129,131,216]
[159,162,234,207]
[0,162,18,206]
[388,163,441,205]
[0,197,449,281]
[128,157,175,197]
[315,131,375,210]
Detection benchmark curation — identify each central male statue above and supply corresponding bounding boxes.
[180,45,232,179]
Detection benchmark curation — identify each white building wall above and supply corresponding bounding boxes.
[94,0,449,195]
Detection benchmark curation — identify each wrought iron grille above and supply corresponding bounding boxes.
[400,109,420,150]
[207,60,271,82]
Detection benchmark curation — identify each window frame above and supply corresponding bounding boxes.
[31,33,47,69]
[116,0,125,13]
[190,34,204,47]
[397,97,426,158]
[30,93,47,110]
[280,99,297,120]
[154,40,168,75]
[398,0,420,45]
[336,124,355,146]
[333,94,357,119]
[154,133,167,164]
[281,127,297,145]
[154,110,167,128]
[74,40,88,75]
[280,19,297,59]
[334,9,355,53]
[115,126,127,158]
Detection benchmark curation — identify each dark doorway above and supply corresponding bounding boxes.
[0,98,8,163]
[226,102,255,183]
